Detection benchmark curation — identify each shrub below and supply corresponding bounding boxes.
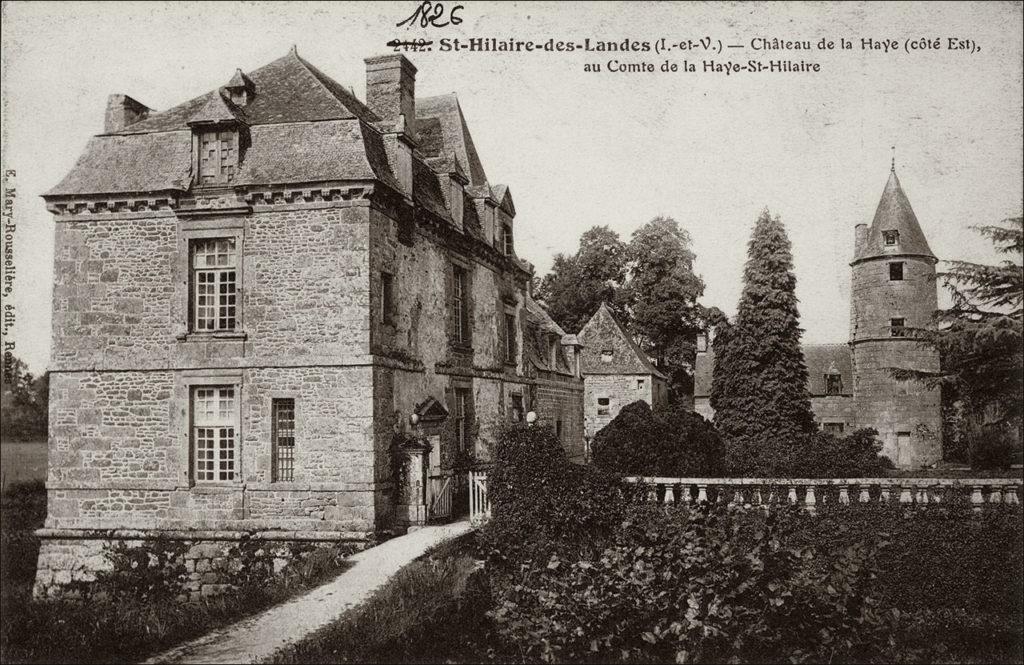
[481,423,633,561]
[89,537,190,603]
[592,401,725,477]
[787,428,895,478]
[488,503,899,664]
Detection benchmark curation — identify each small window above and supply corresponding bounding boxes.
[601,350,613,363]
[883,230,899,246]
[271,399,296,482]
[510,394,523,423]
[597,397,610,416]
[890,318,906,337]
[556,419,563,440]
[889,262,904,281]
[380,273,394,325]
[637,379,645,390]
[452,265,470,346]
[504,313,517,363]
[192,386,237,483]
[823,422,845,435]
[824,374,843,395]
[191,238,237,332]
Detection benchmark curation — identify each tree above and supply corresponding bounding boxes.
[892,217,1023,468]
[711,209,817,475]
[624,217,712,403]
[536,225,628,334]
[0,353,48,441]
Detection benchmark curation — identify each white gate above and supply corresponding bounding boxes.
[469,470,491,524]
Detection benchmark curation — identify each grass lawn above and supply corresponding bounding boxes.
[0,480,356,664]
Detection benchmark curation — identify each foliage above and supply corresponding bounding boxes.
[591,400,726,477]
[711,209,819,476]
[87,537,190,603]
[0,481,356,664]
[892,216,1023,467]
[488,503,900,664]
[785,428,895,478]
[481,423,634,561]
[0,353,48,441]
[537,225,630,334]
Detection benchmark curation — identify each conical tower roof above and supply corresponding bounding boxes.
[853,169,936,263]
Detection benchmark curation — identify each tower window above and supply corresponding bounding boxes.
[890,318,906,337]
[380,272,394,325]
[824,374,843,395]
[597,397,610,415]
[889,262,904,281]
[883,230,900,246]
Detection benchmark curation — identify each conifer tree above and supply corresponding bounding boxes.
[712,209,817,474]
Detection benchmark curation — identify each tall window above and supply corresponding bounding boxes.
[889,261,904,281]
[271,399,296,482]
[380,272,394,325]
[192,238,237,332]
[890,318,906,337]
[824,373,843,395]
[197,129,238,185]
[556,419,563,440]
[193,386,237,483]
[504,312,517,362]
[454,388,470,452]
[452,265,470,345]
[883,230,899,246]
[502,224,514,256]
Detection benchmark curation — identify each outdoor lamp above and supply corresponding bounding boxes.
[526,411,538,425]
[409,413,420,426]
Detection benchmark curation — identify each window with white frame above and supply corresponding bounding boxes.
[192,238,237,332]
[192,386,238,482]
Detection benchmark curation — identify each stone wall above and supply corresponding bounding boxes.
[534,375,586,461]
[809,395,858,433]
[584,373,659,438]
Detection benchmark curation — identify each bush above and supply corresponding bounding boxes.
[481,423,633,561]
[592,401,726,477]
[488,503,900,664]
[787,428,895,478]
[86,537,190,603]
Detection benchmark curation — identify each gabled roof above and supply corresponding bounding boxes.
[111,48,378,135]
[416,94,489,188]
[854,169,936,262]
[492,184,515,216]
[578,302,667,380]
[523,295,574,375]
[188,90,248,125]
[693,342,852,397]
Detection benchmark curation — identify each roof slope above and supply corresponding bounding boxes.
[46,132,192,196]
[578,303,667,379]
[523,295,573,374]
[693,342,852,397]
[416,94,489,187]
[854,170,936,262]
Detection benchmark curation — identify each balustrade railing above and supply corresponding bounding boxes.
[623,476,1022,513]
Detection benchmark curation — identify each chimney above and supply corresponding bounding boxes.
[104,94,152,133]
[854,223,868,255]
[364,54,417,139]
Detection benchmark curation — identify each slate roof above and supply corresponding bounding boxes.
[46,132,193,196]
[693,343,853,397]
[523,295,573,375]
[416,94,489,188]
[187,90,248,125]
[853,169,936,262]
[578,303,667,379]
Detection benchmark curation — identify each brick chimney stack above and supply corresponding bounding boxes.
[364,54,417,140]
[104,94,152,133]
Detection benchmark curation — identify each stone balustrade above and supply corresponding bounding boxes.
[623,476,1022,513]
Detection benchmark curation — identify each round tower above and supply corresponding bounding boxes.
[849,167,942,467]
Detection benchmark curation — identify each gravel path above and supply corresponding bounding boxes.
[143,521,474,664]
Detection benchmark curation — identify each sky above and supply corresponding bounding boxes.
[1,1,1022,374]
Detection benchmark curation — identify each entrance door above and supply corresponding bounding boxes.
[896,431,912,466]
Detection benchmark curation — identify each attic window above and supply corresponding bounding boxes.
[824,374,843,395]
[883,230,899,246]
[197,129,239,185]
[601,350,613,363]
[502,224,514,256]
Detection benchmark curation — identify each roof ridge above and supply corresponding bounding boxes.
[293,52,380,125]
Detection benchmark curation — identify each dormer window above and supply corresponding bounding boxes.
[187,82,250,189]
[197,129,239,185]
[883,230,899,246]
[502,224,514,256]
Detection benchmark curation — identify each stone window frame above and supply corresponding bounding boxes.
[889,261,904,281]
[271,397,297,483]
[824,373,843,395]
[450,380,474,455]
[176,218,246,341]
[883,230,900,246]
[502,223,514,256]
[597,396,611,416]
[450,256,473,350]
[178,369,244,489]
